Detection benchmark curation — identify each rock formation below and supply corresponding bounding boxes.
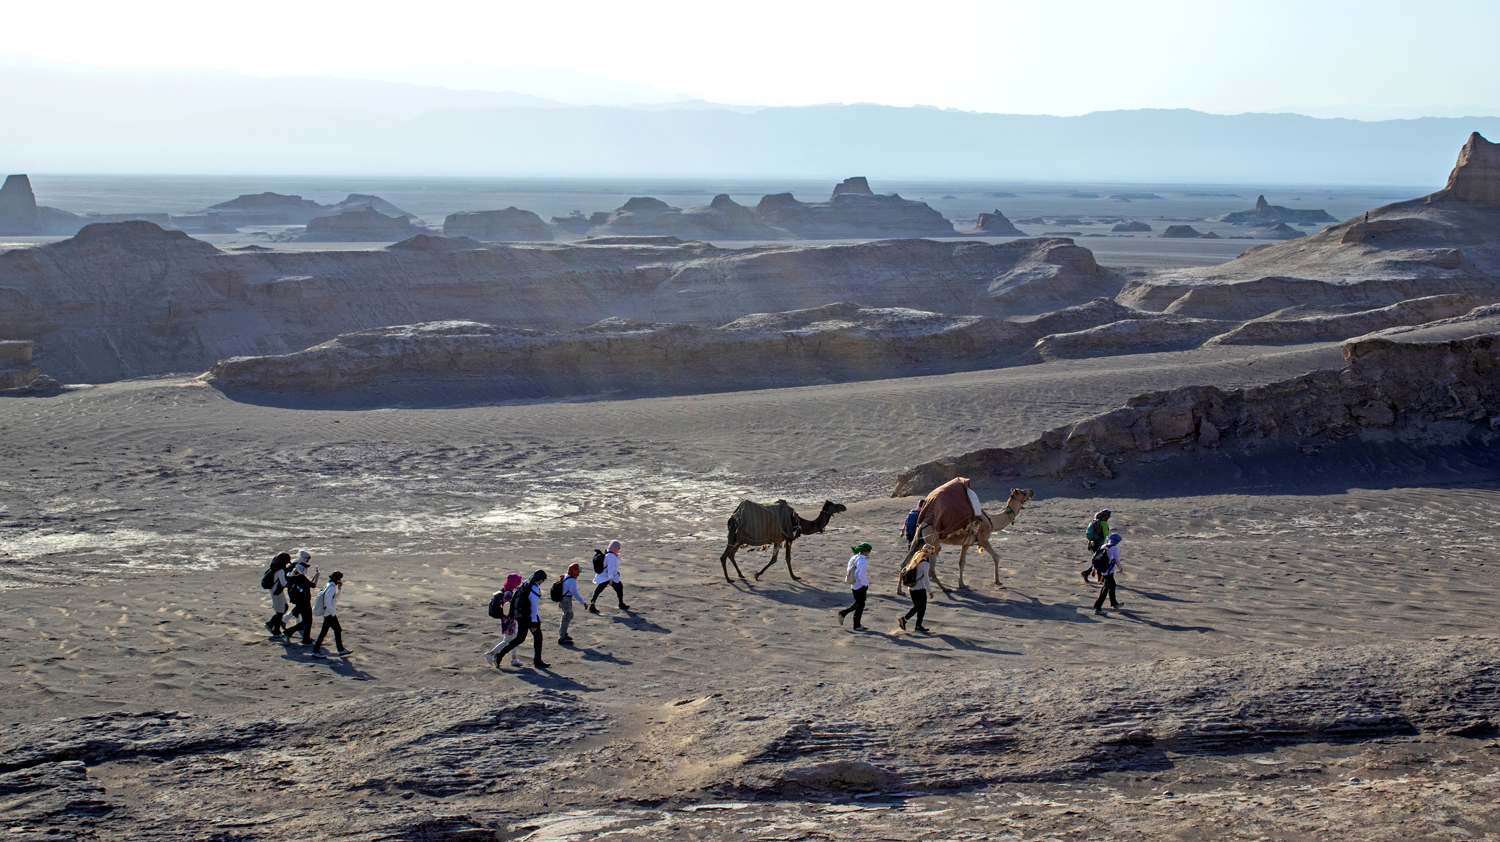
[204,192,327,225]
[1159,225,1204,238]
[587,195,789,240]
[1215,195,1336,226]
[550,211,592,235]
[1209,294,1497,346]
[1251,221,1305,240]
[323,194,421,221]
[892,326,1500,495]
[755,179,958,239]
[965,209,1025,236]
[0,175,83,236]
[1434,131,1500,204]
[1111,220,1152,232]
[0,223,1114,383]
[0,340,39,390]
[295,208,427,242]
[1027,315,1237,361]
[442,207,552,241]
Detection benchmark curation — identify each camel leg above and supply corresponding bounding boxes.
[719,544,746,582]
[754,543,781,580]
[784,539,799,580]
[927,545,951,596]
[955,541,972,590]
[979,537,1003,586]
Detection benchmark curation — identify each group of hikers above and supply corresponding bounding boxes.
[257,505,1125,668]
[261,550,352,658]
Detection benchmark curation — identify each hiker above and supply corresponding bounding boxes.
[1093,533,1124,615]
[900,499,926,546]
[311,571,352,658]
[1082,509,1111,583]
[497,569,549,670]
[558,563,583,646]
[837,542,872,630]
[285,551,320,645]
[898,544,934,632]
[588,540,628,613]
[264,552,291,636]
[485,573,524,667]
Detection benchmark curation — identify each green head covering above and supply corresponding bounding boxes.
[852,542,873,555]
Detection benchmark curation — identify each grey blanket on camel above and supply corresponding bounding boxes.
[732,499,799,545]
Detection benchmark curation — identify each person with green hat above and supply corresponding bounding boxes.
[838,542,873,630]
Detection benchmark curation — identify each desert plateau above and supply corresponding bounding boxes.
[5,7,1500,838]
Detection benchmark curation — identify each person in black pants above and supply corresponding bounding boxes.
[285,553,320,644]
[1093,533,1124,615]
[837,542,872,630]
[898,545,933,632]
[497,569,550,669]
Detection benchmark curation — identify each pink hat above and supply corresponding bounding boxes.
[607,540,622,553]
[504,573,523,590]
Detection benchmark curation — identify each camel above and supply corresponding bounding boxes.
[719,499,847,582]
[896,487,1034,594]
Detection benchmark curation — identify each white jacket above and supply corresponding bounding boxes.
[593,552,621,584]
[318,582,339,617]
[526,583,542,622]
[847,554,869,590]
[1099,545,1123,577]
[909,559,931,592]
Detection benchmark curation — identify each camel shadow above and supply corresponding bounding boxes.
[1113,609,1215,634]
[279,647,376,680]
[935,591,1096,625]
[733,579,842,611]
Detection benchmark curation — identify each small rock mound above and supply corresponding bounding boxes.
[966,209,1025,236]
[0,340,40,390]
[1159,225,1204,238]
[1112,220,1152,232]
[296,208,425,242]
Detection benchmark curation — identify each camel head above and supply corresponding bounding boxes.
[823,501,848,515]
[1010,488,1035,505]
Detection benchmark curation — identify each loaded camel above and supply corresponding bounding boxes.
[897,486,1034,594]
[719,499,847,582]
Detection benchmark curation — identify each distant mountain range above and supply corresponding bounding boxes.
[2,60,1496,184]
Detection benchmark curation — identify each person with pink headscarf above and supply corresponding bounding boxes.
[588,540,629,613]
[485,573,525,667]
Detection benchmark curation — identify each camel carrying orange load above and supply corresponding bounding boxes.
[915,477,985,541]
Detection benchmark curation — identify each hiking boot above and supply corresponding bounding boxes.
[535,660,551,669]
[897,616,907,631]
[587,604,600,614]
[618,604,630,610]
[838,611,847,626]
[558,637,574,646]
[1081,572,1090,584]
[312,651,327,658]
[852,625,866,631]
[484,652,495,666]
[1094,609,1105,616]
[511,658,523,667]
[915,625,931,633]
[337,649,353,656]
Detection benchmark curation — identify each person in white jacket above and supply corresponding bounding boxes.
[588,540,629,613]
[1093,534,1124,615]
[311,571,351,658]
[837,542,872,630]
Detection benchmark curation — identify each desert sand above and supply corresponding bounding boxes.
[4,136,1500,839]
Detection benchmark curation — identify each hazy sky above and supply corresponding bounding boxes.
[7,0,1499,118]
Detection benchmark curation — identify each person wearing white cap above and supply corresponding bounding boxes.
[284,551,320,645]
[311,571,352,658]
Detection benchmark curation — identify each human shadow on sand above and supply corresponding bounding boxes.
[578,647,633,666]
[507,668,596,693]
[1132,589,1198,604]
[1112,609,1214,634]
[600,612,670,634]
[279,646,376,680]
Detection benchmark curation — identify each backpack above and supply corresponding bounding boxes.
[312,587,328,618]
[902,563,920,587]
[549,579,565,602]
[510,584,533,621]
[591,549,607,575]
[845,564,857,585]
[1091,548,1112,576]
[260,566,276,590]
[287,576,309,604]
[1086,520,1106,544]
[487,590,509,619]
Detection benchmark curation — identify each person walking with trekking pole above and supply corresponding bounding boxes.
[588,540,628,613]
[311,571,352,658]
[1093,533,1124,616]
[497,569,550,670]
[838,542,872,630]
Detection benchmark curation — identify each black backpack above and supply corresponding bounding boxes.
[287,576,309,603]
[549,578,565,602]
[510,584,533,620]
[487,590,509,619]
[591,549,606,575]
[1091,548,1112,576]
[902,565,919,587]
[260,566,276,590]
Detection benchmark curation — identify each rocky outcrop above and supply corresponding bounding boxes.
[1251,222,1305,240]
[587,195,789,240]
[0,175,82,236]
[204,192,326,225]
[324,194,420,220]
[1111,220,1152,232]
[1208,294,1496,345]
[892,330,1500,494]
[966,209,1025,236]
[1028,316,1237,361]
[1158,225,1204,238]
[1120,135,1500,321]
[295,208,427,242]
[208,305,1044,397]
[442,207,552,241]
[550,211,592,235]
[830,176,873,198]
[0,224,1112,382]
[755,179,958,239]
[0,340,39,390]
[1216,195,1337,226]
[1434,131,1500,204]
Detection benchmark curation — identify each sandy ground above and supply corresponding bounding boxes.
[4,340,1500,839]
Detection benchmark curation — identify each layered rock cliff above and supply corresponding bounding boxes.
[586,195,788,240]
[0,223,1109,382]
[1435,131,1500,204]
[966,209,1025,236]
[1215,195,1337,226]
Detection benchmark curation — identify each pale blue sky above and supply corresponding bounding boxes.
[6,0,1498,118]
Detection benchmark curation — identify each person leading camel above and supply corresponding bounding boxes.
[589,540,629,613]
[838,542,872,630]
